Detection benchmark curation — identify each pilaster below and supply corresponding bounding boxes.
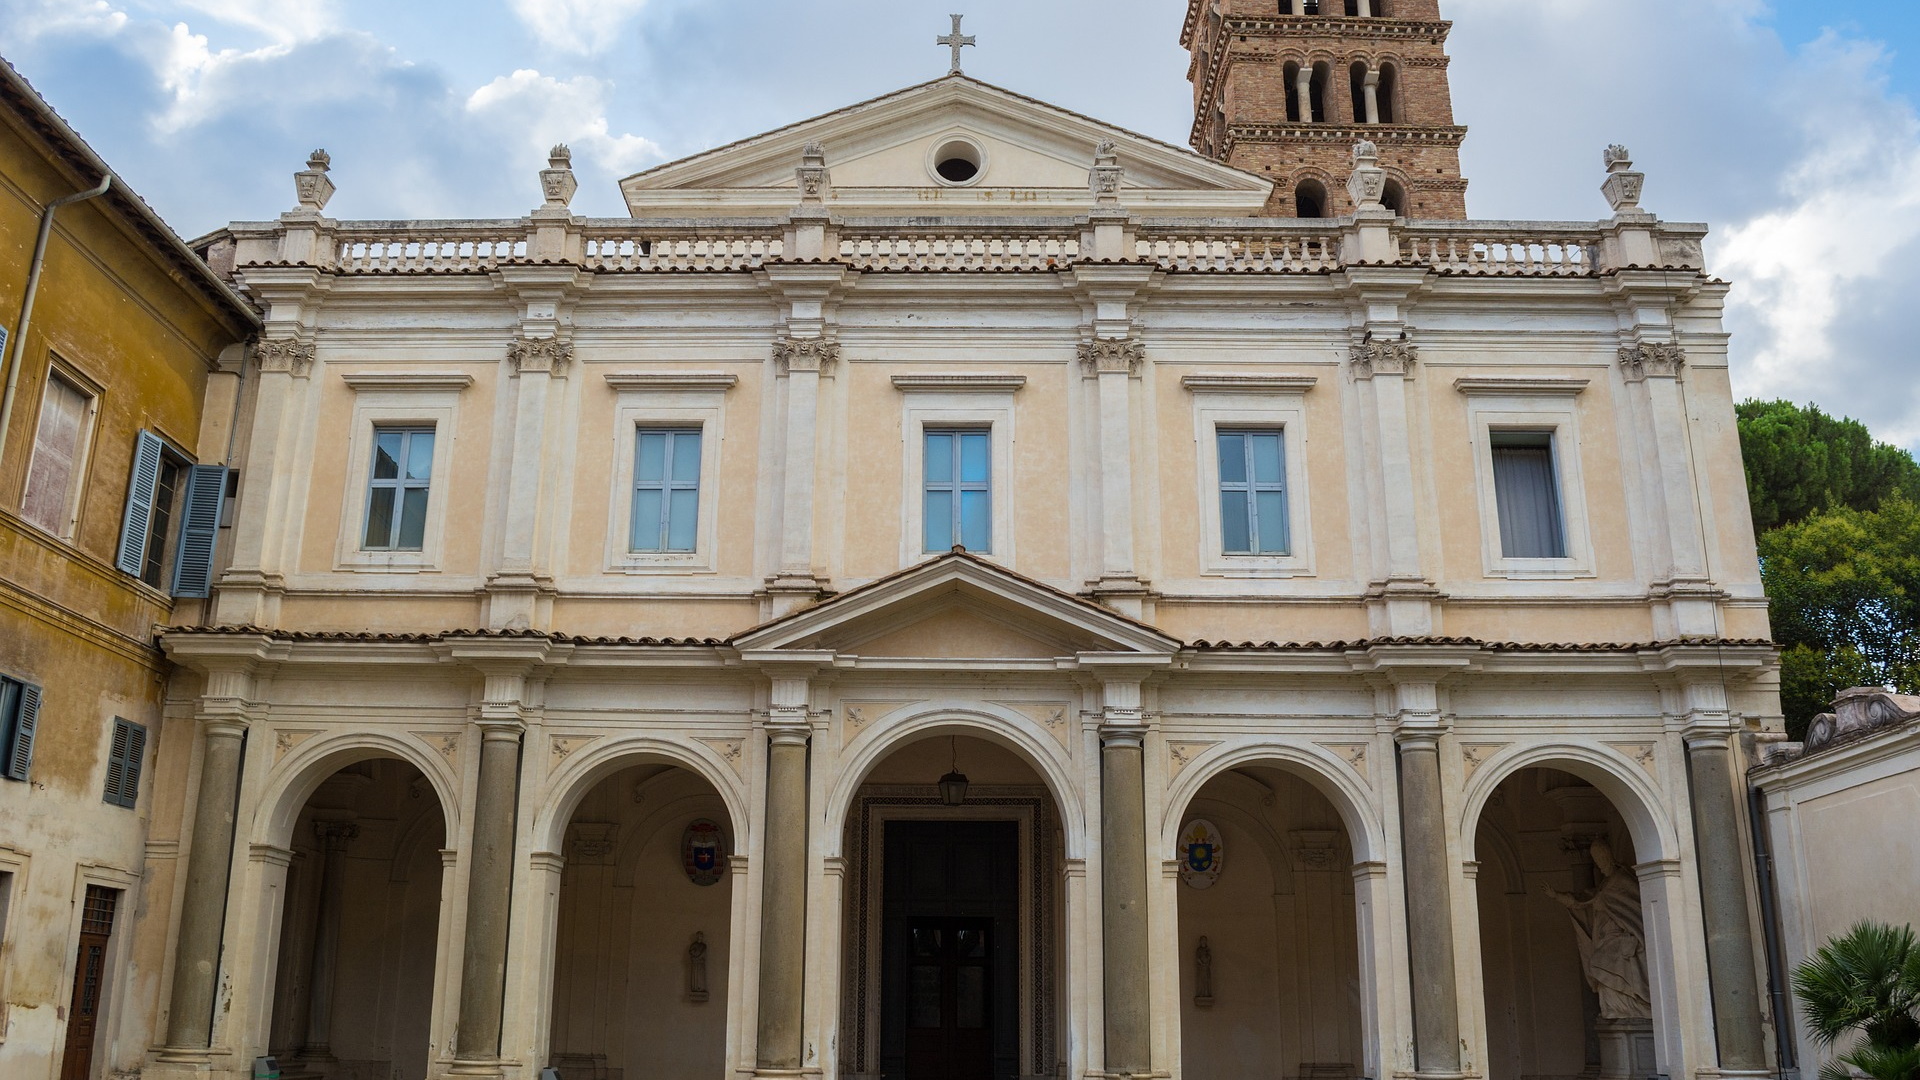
[1067,264,1160,616]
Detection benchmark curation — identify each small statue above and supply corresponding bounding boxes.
[1543,838,1652,1020]
[1194,936,1214,1007]
[688,932,709,1002]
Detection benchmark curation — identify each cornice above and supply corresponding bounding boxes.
[1181,373,1318,394]
[339,371,474,390]
[602,372,739,391]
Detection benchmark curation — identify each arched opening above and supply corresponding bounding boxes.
[1349,61,1370,123]
[1309,61,1331,123]
[1382,178,1407,216]
[545,761,733,1079]
[1176,765,1365,1078]
[266,758,445,1080]
[1474,767,1664,1080]
[838,732,1066,1080]
[1283,62,1304,122]
[1294,178,1329,219]
[1377,63,1399,123]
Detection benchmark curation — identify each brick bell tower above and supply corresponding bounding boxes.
[1183,0,1469,219]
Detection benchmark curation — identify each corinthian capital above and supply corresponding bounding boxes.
[507,336,573,375]
[1349,339,1417,379]
[772,336,839,375]
[1078,337,1144,377]
[250,337,315,377]
[1618,342,1685,382]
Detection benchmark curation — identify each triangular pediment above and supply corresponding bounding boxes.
[731,552,1182,659]
[619,75,1272,218]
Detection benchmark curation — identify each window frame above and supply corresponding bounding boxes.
[628,426,704,554]
[360,425,437,552]
[1459,385,1595,580]
[897,386,1018,569]
[334,387,461,573]
[1187,383,1315,579]
[603,380,727,574]
[921,426,994,554]
[1488,429,1568,560]
[19,362,100,540]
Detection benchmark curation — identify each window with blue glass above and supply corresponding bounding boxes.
[631,428,702,552]
[923,428,991,553]
[362,427,434,551]
[1217,429,1290,554]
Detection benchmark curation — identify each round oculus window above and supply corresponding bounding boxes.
[931,138,983,185]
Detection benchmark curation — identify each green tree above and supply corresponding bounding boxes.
[1792,920,1920,1080]
[1759,496,1920,737]
[1736,400,1920,532]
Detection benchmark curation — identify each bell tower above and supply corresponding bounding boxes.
[1183,0,1469,219]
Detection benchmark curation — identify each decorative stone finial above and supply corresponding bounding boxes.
[1347,140,1386,213]
[796,142,830,205]
[293,149,335,214]
[539,142,578,209]
[1602,144,1645,214]
[1090,140,1123,205]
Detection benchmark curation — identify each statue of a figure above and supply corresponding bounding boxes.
[1543,838,1652,1020]
[1194,936,1214,1007]
[688,932,710,1002]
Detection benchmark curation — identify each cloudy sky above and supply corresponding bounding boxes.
[4,0,1918,450]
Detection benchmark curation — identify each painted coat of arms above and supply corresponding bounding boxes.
[682,818,727,886]
[1179,818,1224,889]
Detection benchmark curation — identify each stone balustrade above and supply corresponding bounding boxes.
[213,215,1709,279]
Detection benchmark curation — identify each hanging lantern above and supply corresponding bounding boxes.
[939,735,970,805]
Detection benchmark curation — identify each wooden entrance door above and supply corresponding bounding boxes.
[60,886,118,1080]
[903,918,993,1079]
[879,820,1018,1080]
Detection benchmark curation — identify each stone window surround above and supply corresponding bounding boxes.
[0,846,25,1044]
[1185,376,1317,579]
[895,380,1020,569]
[603,379,730,575]
[1457,378,1596,580]
[332,382,463,574]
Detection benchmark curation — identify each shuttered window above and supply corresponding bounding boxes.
[1490,430,1568,559]
[169,465,229,598]
[0,675,41,783]
[102,718,147,809]
[22,371,93,536]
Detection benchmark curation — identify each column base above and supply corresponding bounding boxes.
[444,1058,507,1079]
[1596,1017,1657,1080]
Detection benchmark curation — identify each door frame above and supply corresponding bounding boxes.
[841,788,1057,1080]
[57,864,139,1080]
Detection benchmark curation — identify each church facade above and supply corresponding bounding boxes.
[106,5,1789,1080]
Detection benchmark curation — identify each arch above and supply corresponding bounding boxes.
[1159,740,1385,864]
[1377,61,1400,123]
[825,701,1085,858]
[1294,177,1329,219]
[536,734,750,856]
[1382,177,1407,215]
[254,731,460,850]
[387,792,448,884]
[1457,742,1679,864]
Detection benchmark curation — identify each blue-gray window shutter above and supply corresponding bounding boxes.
[170,465,228,597]
[115,430,165,575]
[103,718,147,808]
[3,680,40,782]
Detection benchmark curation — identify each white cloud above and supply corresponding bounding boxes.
[172,0,338,44]
[506,0,651,55]
[2,0,129,41]
[467,68,663,178]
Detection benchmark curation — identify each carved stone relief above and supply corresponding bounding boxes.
[507,336,573,375]
[773,337,839,375]
[252,338,315,377]
[1349,339,1416,378]
[1078,337,1144,377]
[1617,343,1685,382]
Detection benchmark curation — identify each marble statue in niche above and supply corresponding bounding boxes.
[688,932,709,1003]
[1193,936,1214,1007]
[1543,838,1652,1020]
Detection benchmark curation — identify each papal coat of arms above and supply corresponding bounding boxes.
[682,818,726,886]
[1179,819,1224,889]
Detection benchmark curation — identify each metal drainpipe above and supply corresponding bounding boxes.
[0,174,113,462]
[1748,783,1799,1077]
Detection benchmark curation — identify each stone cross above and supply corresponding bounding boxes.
[938,14,975,75]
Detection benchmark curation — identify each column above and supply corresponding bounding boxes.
[1363,68,1382,124]
[1397,730,1462,1075]
[1686,732,1768,1068]
[755,679,811,1075]
[301,820,358,1060]
[213,334,313,626]
[452,720,524,1073]
[486,338,565,629]
[162,716,248,1052]
[1296,67,1314,122]
[1101,726,1149,1074]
